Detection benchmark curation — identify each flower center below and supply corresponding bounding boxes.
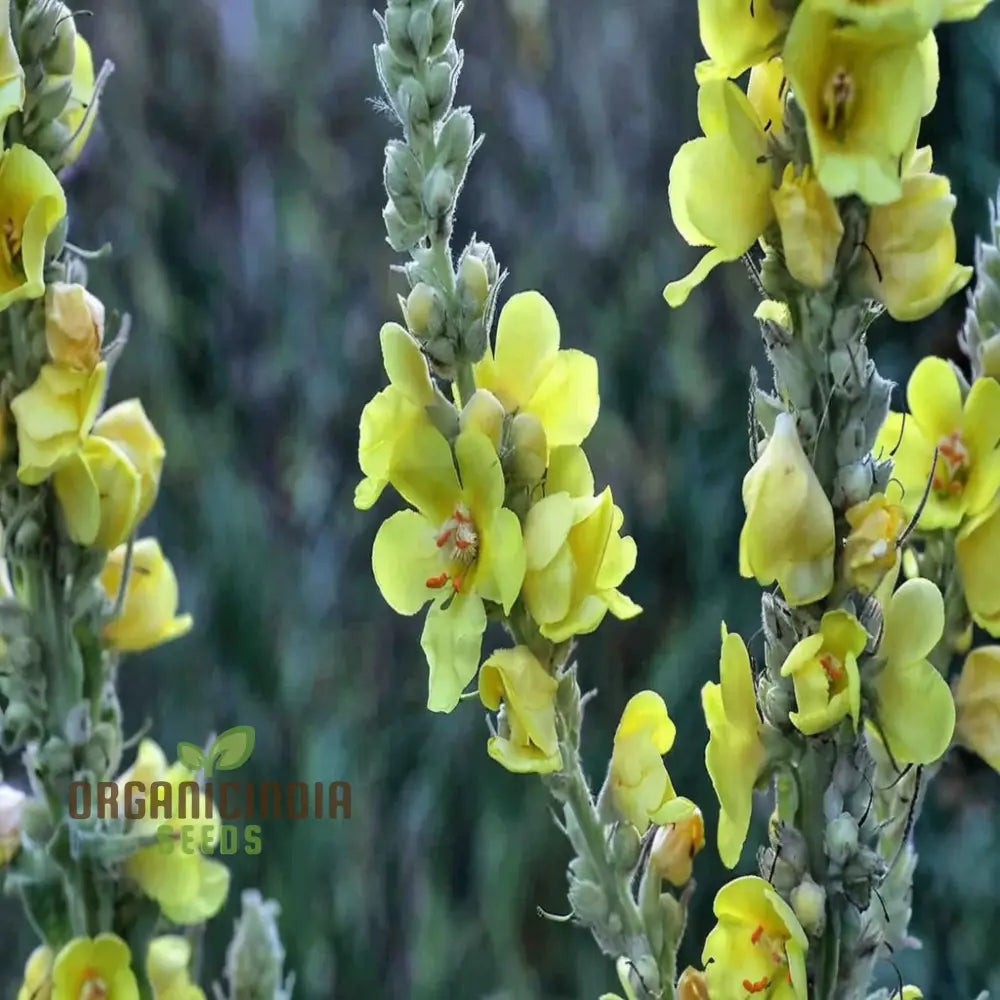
[79,970,109,1000]
[821,67,855,136]
[819,651,845,690]
[742,924,792,994]
[932,431,969,499]
[2,218,22,268]
[425,503,479,594]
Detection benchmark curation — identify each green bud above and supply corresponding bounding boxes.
[790,877,826,936]
[19,0,65,62]
[507,412,548,486]
[836,460,874,509]
[384,140,422,205]
[567,877,607,925]
[221,890,295,1000]
[423,334,456,372]
[408,6,434,60]
[64,701,92,747]
[424,52,458,120]
[383,200,424,253]
[385,7,415,61]
[84,722,120,777]
[1,701,38,752]
[18,798,52,846]
[760,677,793,727]
[825,812,859,865]
[981,332,1000,379]
[40,736,74,779]
[457,253,489,316]
[374,42,407,97]
[459,389,504,448]
[14,518,42,554]
[421,164,455,221]
[31,119,72,161]
[466,240,499,286]
[396,76,431,131]
[436,109,474,176]
[758,845,800,894]
[460,317,486,363]
[405,282,444,339]
[608,822,642,872]
[42,8,77,75]
[26,76,73,127]
[430,0,456,57]
[7,636,40,672]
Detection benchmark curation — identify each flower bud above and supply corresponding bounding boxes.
[385,7,415,61]
[677,967,710,1000]
[459,389,504,448]
[825,812,859,865]
[20,0,65,61]
[430,0,456,55]
[27,76,73,128]
[437,109,475,176]
[467,239,499,286]
[408,6,434,60]
[375,42,408,96]
[396,76,431,131]
[421,164,455,220]
[649,806,705,887]
[609,821,642,871]
[460,317,487,362]
[457,253,489,316]
[383,200,424,252]
[507,412,548,485]
[790,876,827,936]
[0,783,25,865]
[405,282,444,339]
[424,55,458,119]
[30,119,72,160]
[761,677,793,727]
[384,141,423,214]
[568,877,608,925]
[981,332,1000,380]
[43,7,77,75]
[1,701,38,751]
[18,798,53,845]
[45,282,105,370]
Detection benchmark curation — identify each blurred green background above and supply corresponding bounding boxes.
[3,0,1000,997]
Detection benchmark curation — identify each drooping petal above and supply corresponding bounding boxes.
[907,356,963,442]
[874,656,955,764]
[524,348,599,448]
[475,507,525,614]
[380,322,435,405]
[422,592,487,713]
[880,577,945,664]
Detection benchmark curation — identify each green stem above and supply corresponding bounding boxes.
[455,362,475,407]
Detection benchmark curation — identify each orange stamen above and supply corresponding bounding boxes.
[451,575,463,592]
[436,528,453,548]
[949,481,963,495]
[743,978,771,994]
[425,572,449,589]
[454,536,471,551]
[750,924,765,945]
[819,654,842,681]
[453,508,471,523]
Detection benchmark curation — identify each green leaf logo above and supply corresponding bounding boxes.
[177,741,207,773]
[204,725,256,777]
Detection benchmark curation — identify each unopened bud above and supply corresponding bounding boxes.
[677,967,710,1000]
[46,282,105,371]
[508,412,548,485]
[568,877,607,925]
[460,389,504,448]
[981,332,1000,379]
[649,806,705,887]
[375,42,408,97]
[761,677,792,727]
[27,76,73,128]
[221,890,295,1000]
[40,736,73,779]
[396,76,430,131]
[30,119,72,160]
[790,877,827,936]
[0,783,25,866]
[43,8,77,75]
[421,164,455,220]
[460,318,486,362]
[457,254,489,317]
[430,0,456,56]
[384,7,415,61]
[18,798,52,846]
[383,200,424,253]
[423,334,457,372]
[405,282,444,338]
[408,6,434,60]
[1,701,37,751]
[467,240,499,286]
[384,141,422,206]
[20,0,65,61]
[825,812,859,865]
[609,822,642,871]
[437,109,474,175]
[424,56,458,119]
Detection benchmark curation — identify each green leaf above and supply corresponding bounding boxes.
[176,741,206,773]
[207,725,256,773]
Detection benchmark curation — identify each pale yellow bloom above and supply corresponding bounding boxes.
[93,399,166,522]
[843,484,907,597]
[51,935,138,1000]
[953,646,1000,772]
[147,936,207,1000]
[0,2,23,132]
[956,495,1000,636]
[45,282,104,370]
[696,0,787,78]
[16,945,52,1000]
[650,806,705,887]
[772,164,844,288]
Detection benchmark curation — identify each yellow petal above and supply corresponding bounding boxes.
[698,0,786,80]
[355,387,422,510]
[748,57,787,138]
[485,291,560,409]
[525,348,599,448]
[380,322,435,405]
[475,507,525,614]
[455,429,504,525]
[53,451,99,546]
[874,655,955,764]
[422,593,486,713]
[615,690,676,754]
[546,445,594,497]
[880,577,944,664]
[907,356,962,441]
[954,646,1000,771]
[388,422,460,524]
[523,492,575,570]
[523,543,575,625]
[371,509,438,615]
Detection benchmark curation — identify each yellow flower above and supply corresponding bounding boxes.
[521,445,641,642]
[119,740,230,925]
[862,150,972,321]
[957,495,1000,636]
[748,58,787,141]
[696,0,787,78]
[147,936,206,1000]
[54,436,141,549]
[783,7,931,204]
[356,322,437,510]
[608,691,694,832]
[478,646,561,774]
[780,611,866,736]
[100,538,194,652]
[740,412,836,607]
[843,484,907,597]
[0,1,24,132]
[870,578,954,764]
[702,876,808,1000]
[664,79,773,307]
[16,945,52,1000]
[650,806,706,887]
[703,625,765,868]
[46,282,104,370]
[473,291,598,452]
[93,400,166,522]
[10,362,107,485]
[57,34,97,169]
[51,935,139,1000]
[372,426,525,712]
[0,145,67,309]
[874,360,1000,530]
[810,0,988,38]
[953,646,1000,772]
[772,164,844,288]
[0,782,26,866]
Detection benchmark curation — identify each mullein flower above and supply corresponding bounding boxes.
[771,164,844,288]
[45,281,105,370]
[664,79,774,307]
[356,322,438,510]
[782,7,933,204]
[0,145,67,309]
[747,57,787,141]
[10,362,107,484]
[521,445,641,642]
[93,400,167,521]
[861,149,972,321]
[843,484,907,597]
[16,945,52,1000]
[870,578,955,764]
[119,740,231,925]
[148,936,207,1000]
[0,2,23,130]
[478,646,561,774]
[696,0,787,79]
[956,495,1000,636]
[57,34,97,169]
[780,611,866,736]
[953,645,1000,771]
[0,782,25,866]
[810,0,988,39]
[874,359,1000,530]
[607,691,695,832]
[650,805,706,886]
[702,876,808,1000]
[472,291,599,452]
[740,412,836,607]
[51,935,139,1000]
[372,426,525,712]
[100,538,194,651]
[703,625,765,868]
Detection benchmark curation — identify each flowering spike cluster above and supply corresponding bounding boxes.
[0,2,292,997]
[959,185,1000,380]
